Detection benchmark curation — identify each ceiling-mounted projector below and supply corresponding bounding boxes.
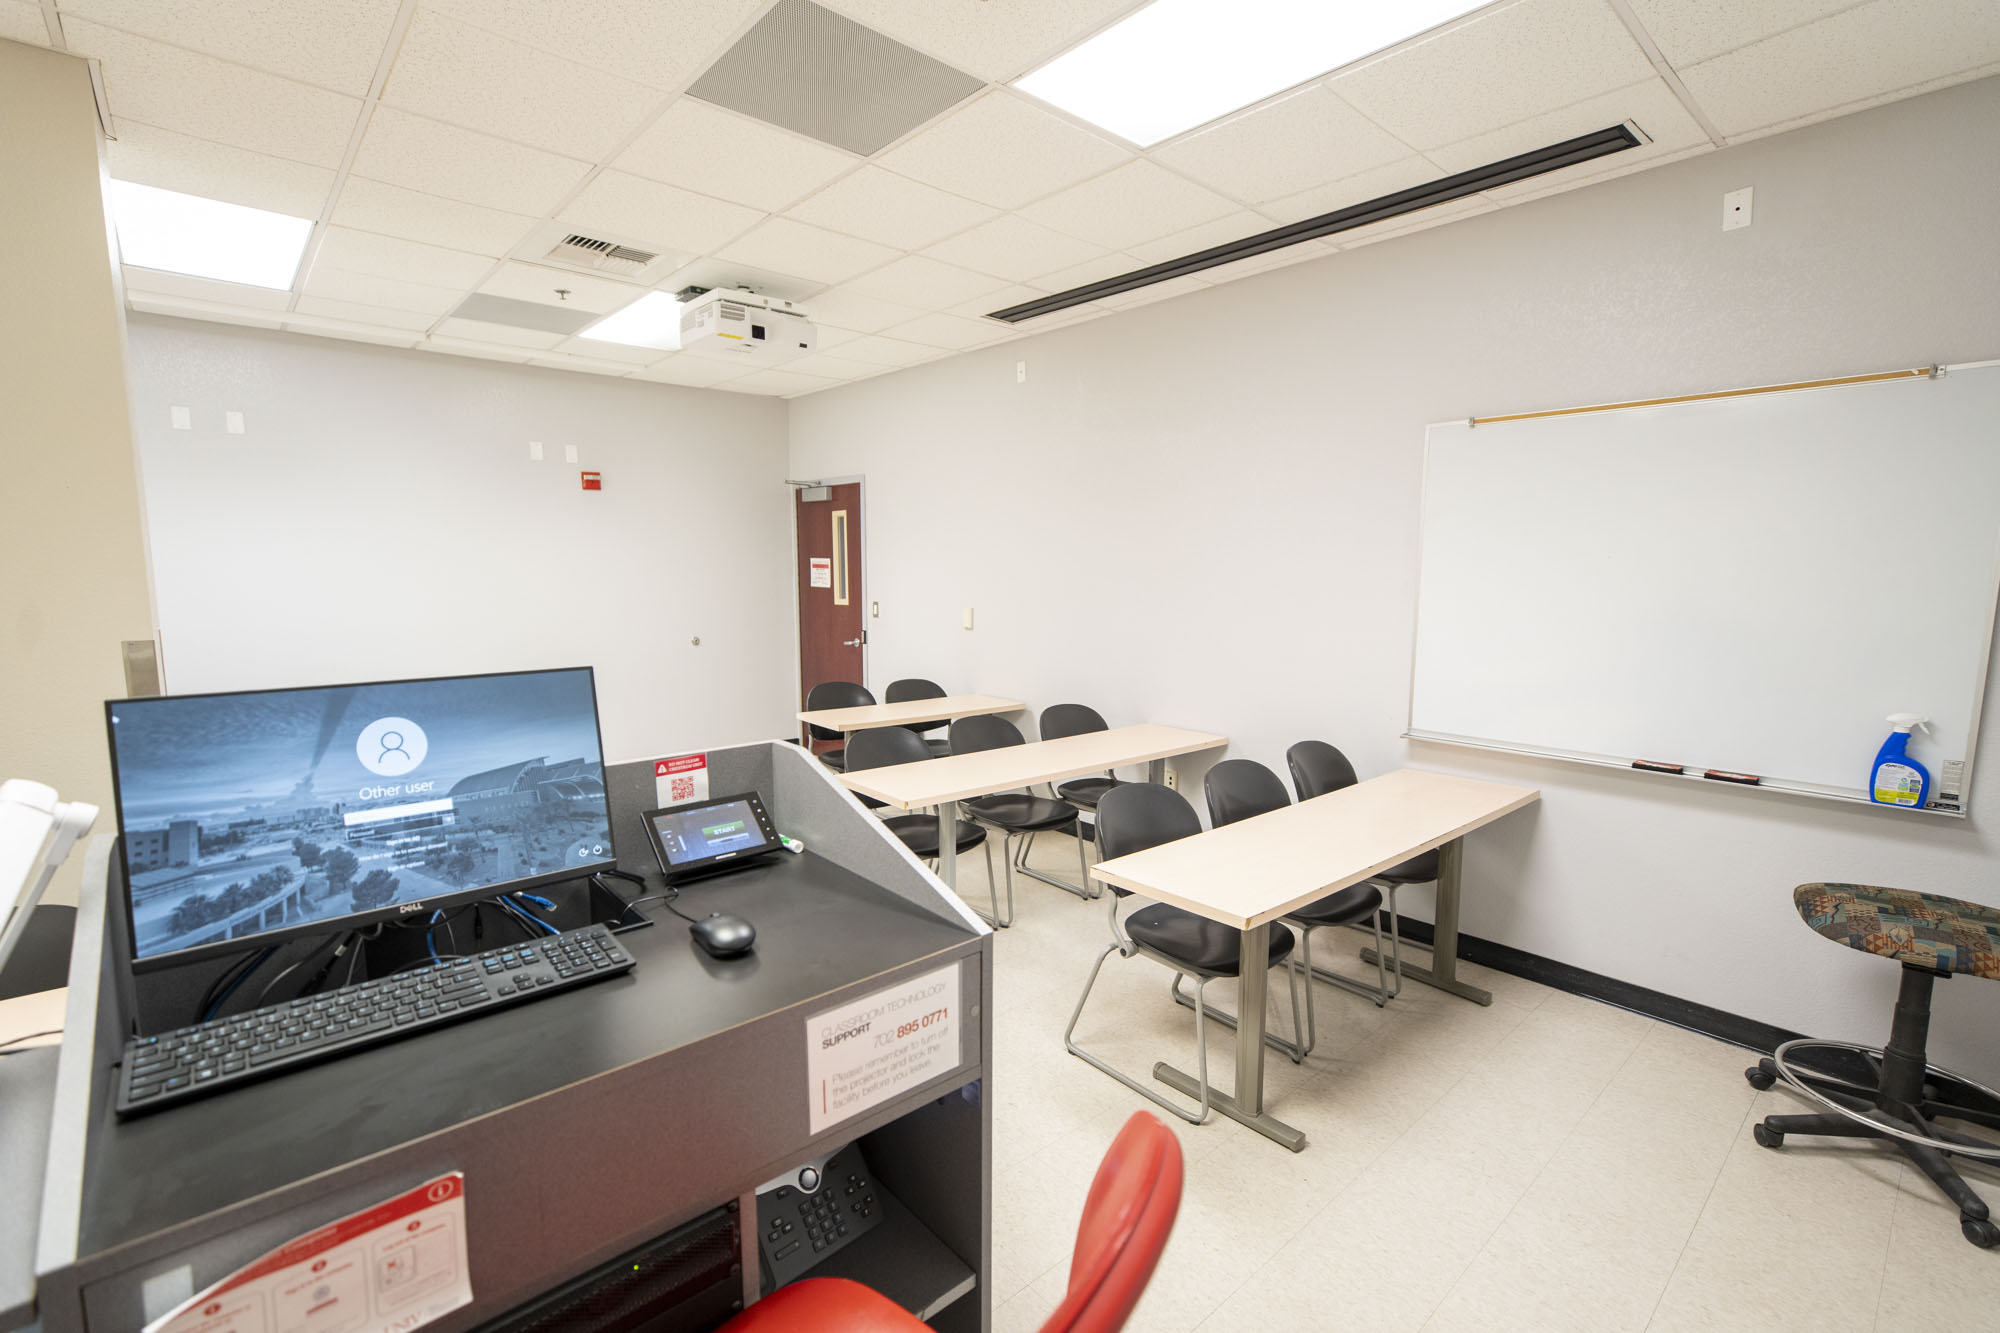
[678,288,816,363]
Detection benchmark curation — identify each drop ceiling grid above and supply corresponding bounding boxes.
[46,0,2000,394]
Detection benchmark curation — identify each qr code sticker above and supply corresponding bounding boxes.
[670,776,696,802]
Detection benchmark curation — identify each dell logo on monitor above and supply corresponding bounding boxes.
[398,902,427,914]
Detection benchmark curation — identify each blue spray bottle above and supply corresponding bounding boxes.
[1870,714,1932,808]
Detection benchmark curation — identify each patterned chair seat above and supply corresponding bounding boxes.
[1794,883,2000,980]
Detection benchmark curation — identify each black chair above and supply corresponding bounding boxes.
[884,678,952,757]
[803,680,874,772]
[1039,704,1125,829]
[1287,740,1426,1001]
[1203,760,1392,1059]
[947,714,1089,926]
[1065,784,1304,1124]
[845,728,993,892]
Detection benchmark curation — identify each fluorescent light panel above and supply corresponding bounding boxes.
[579,291,683,351]
[1015,0,1486,147]
[108,180,314,290]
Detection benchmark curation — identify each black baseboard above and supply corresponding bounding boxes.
[1383,915,1805,1055]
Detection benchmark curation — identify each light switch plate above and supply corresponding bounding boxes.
[962,607,974,630]
[529,440,544,461]
[564,444,579,464]
[169,405,191,430]
[225,411,245,434]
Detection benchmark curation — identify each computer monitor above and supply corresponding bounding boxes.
[106,667,616,972]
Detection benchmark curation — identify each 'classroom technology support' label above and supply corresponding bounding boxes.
[805,963,961,1134]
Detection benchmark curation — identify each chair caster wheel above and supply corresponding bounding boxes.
[1753,1123,1784,1149]
[1963,1217,2000,1249]
[1745,1067,1775,1091]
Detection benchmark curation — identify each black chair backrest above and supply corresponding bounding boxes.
[844,725,934,772]
[949,713,1024,754]
[885,678,946,703]
[1095,783,1202,861]
[805,681,874,741]
[1204,759,1290,827]
[1286,740,1360,801]
[1041,703,1109,741]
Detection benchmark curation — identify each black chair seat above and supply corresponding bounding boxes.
[925,738,951,757]
[1377,849,1437,883]
[818,748,847,772]
[964,793,1076,831]
[883,815,986,858]
[1057,776,1121,808]
[1285,882,1383,928]
[1127,905,1294,976]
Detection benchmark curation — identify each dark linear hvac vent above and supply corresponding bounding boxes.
[987,124,1642,323]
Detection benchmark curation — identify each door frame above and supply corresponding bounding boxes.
[789,473,869,721]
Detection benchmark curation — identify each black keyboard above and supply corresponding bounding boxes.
[116,923,634,1116]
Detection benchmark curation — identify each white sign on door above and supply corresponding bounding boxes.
[808,557,832,588]
[805,963,961,1134]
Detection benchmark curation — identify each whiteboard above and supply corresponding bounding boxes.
[1409,362,2000,812]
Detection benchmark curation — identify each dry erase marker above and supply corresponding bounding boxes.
[1631,760,1685,774]
[1703,769,1761,785]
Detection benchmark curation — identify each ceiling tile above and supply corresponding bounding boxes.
[835,334,944,367]
[1194,239,1337,285]
[1101,274,1210,309]
[59,0,401,95]
[1,3,53,47]
[557,172,760,259]
[420,335,533,364]
[300,266,466,316]
[126,292,285,328]
[527,350,636,376]
[1623,0,1869,67]
[66,19,362,167]
[421,0,769,91]
[1122,211,1276,267]
[786,167,997,251]
[629,356,750,387]
[293,296,439,331]
[881,312,1006,350]
[558,335,664,364]
[816,0,1139,81]
[877,91,1130,210]
[280,312,421,347]
[1029,251,1143,294]
[477,262,640,314]
[1018,159,1241,249]
[614,98,858,212]
[947,282,1041,318]
[1329,0,1656,152]
[1341,195,1497,249]
[719,367,840,396]
[1151,84,1418,205]
[432,317,564,349]
[381,7,658,160]
[312,226,495,288]
[922,214,1107,283]
[1677,0,2000,138]
[783,350,890,380]
[350,106,590,215]
[797,285,925,334]
[121,266,293,308]
[106,121,335,216]
[1428,78,1708,176]
[840,254,1007,308]
[1259,156,1443,224]
[1485,140,1712,204]
[716,218,902,287]
[329,178,537,257]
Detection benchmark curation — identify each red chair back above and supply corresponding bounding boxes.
[1037,1111,1185,1333]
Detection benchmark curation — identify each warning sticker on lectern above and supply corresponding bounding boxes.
[807,963,961,1134]
[143,1173,471,1333]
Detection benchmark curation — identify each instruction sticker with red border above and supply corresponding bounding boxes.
[143,1173,472,1333]
[807,963,961,1135]
[655,753,709,808]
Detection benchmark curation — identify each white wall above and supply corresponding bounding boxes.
[788,77,2000,1077]
[125,317,796,762]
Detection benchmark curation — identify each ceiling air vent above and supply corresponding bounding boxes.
[543,233,660,277]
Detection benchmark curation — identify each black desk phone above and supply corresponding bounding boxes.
[755,1142,886,1287]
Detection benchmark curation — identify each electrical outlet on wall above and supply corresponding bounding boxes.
[1163,766,1178,791]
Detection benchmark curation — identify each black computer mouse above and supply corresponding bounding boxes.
[690,912,756,958]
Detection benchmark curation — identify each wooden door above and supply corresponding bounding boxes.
[796,482,864,750]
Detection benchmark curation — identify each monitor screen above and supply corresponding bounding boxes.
[107,667,615,969]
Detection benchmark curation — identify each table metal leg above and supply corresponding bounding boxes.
[1359,837,1492,1006]
[1153,922,1306,1152]
[935,798,957,890]
[1147,758,1166,784]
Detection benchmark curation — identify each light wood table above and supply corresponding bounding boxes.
[797,693,1023,744]
[1090,769,1539,1150]
[840,724,1228,895]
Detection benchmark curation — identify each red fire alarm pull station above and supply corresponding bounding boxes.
[580,471,602,491]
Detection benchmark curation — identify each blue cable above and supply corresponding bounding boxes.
[509,894,561,934]
[427,910,443,964]
[497,896,558,937]
[515,892,556,910]
[204,947,276,1020]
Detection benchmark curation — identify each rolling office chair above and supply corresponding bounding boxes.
[804,681,874,772]
[947,714,1089,926]
[883,677,951,757]
[1202,760,1392,1060]
[844,727,995,907]
[1288,740,1427,1001]
[720,1110,1183,1333]
[1040,704,1126,830]
[1746,883,2000,1249]
[1066,784,1305,1124]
